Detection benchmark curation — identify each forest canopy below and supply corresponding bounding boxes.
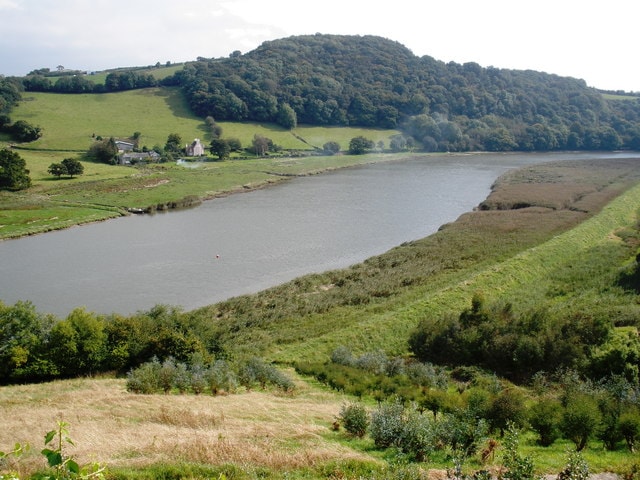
[164,34,640,152]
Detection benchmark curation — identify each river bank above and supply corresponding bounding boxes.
[0,152,422,241]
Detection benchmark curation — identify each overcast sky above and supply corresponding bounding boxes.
[1,0,638,92]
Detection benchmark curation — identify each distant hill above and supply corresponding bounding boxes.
[167,34,640,152]
[3,34,640,153]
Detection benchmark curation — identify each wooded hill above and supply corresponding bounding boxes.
[164,34,640,152]
[3,34,640,153]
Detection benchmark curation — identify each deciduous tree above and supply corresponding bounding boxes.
[61,158,84,178]
[0,148,32,190]
[210,138,231,160]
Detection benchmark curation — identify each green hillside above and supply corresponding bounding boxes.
[10,87,397,152]
[171,34,640,152]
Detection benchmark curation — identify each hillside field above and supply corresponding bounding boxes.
[6,88,398,152]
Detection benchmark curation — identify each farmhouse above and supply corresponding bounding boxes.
[119,151,160,165]
[115,140,135,152]
[186,138,205,156]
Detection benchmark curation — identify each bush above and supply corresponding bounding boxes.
[339,402,369,437]
[528,397,562,446]
[557,449,589,480]
[400,406,436,462]
[370,398,405,449]
[126,358,161,394]
[501,423,536,480]
[331,345,354,366]
[560,394,602,451]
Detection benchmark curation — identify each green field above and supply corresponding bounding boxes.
[9,88,398,152]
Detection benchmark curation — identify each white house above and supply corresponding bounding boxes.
[186,138,205,156]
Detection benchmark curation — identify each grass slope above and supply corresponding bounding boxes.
[10,88,398,152]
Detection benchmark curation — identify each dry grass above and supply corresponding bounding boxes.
[0,375,374,476]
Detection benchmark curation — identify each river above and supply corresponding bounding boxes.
[0,152,633,317]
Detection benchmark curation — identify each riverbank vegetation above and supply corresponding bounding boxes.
[1,157,640,478]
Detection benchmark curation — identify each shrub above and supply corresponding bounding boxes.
[206,359,238,394]
[370,398,405,449]
[399,406,436,462]
[339,402,369,437]
[486,388,527,435]
[528,397,562,446]
[560,394,602,451]
[440,410,488,457]
[619,410,640,452]
[500,423,536,480]
[557,449,589,480]
[126,358,161,394]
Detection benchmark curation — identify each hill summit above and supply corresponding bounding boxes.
[166,34,640,152]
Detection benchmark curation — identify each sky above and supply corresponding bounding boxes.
[0,0,638,92]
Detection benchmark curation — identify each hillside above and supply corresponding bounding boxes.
[169,34,640,151]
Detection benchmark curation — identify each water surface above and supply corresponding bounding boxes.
[0,152,631,316]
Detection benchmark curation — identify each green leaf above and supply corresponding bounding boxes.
[44,430,56,444]
[41,449,62,467]
[67,459,80,474]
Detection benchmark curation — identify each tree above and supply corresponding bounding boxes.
[61,158,84,178]
[323,141,340,155]
[276,102,297,129]
[210,138,231,160]
[47,308,107,377]
[0,148,32,191]
[528,397,562,446]
[0,300,55,383]
[227,137,242,151]
[252,134,270,156]
[47,162,67,178]
[348,136,374,154]
[89,137,118,164]
[619,410,640,452]
[560,394,602,451]
[165,133,183,154]
[10,120,42,142]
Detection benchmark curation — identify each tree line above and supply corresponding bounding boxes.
[408,293,640,384]
[21,70,159,93]
[0,302,224,384]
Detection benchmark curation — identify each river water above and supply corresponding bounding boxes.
[0,152,633,317]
